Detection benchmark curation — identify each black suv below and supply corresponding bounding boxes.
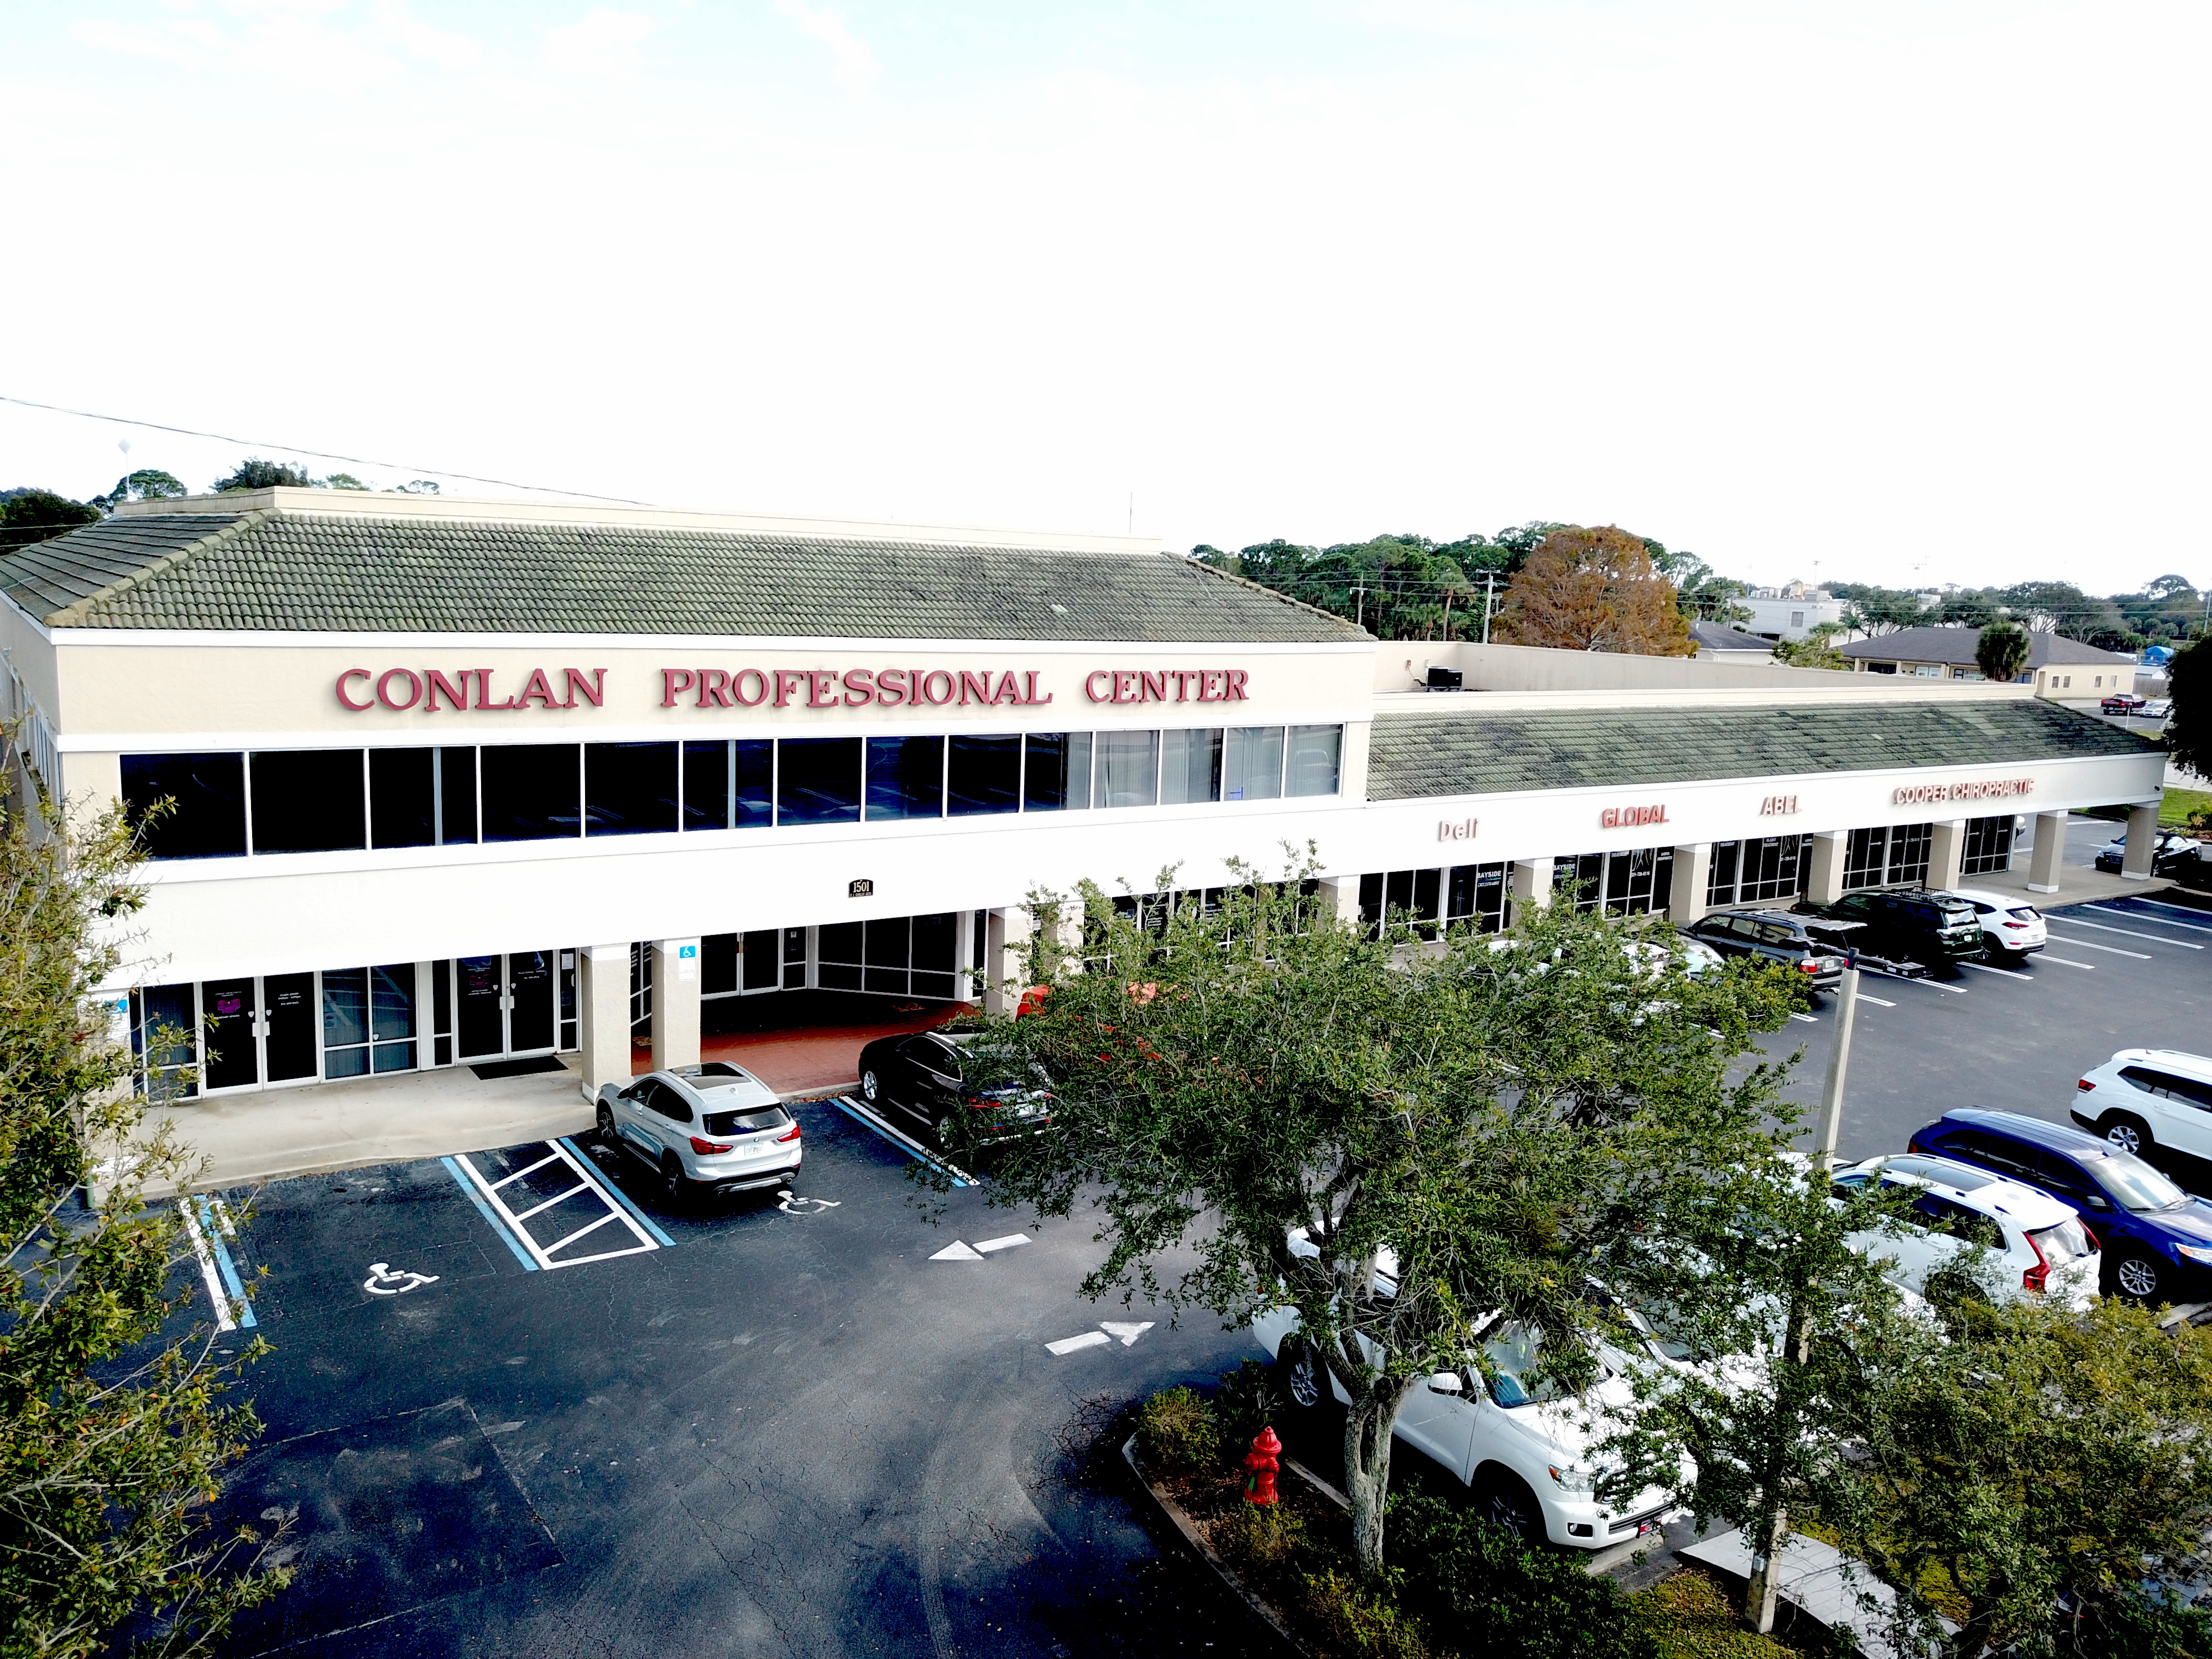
[1681,910,1848,996]
[1797,888,1985,973]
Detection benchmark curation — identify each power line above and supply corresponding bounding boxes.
[0,393,650,505]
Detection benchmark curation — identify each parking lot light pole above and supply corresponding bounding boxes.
[1814,966,1860,1173]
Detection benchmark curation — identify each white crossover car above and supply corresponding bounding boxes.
[1947,887,2047,961]
[2073,1048,2212,1160]
[597,1061,801,1204]
[1834,1153,2099,1308]
[1251,1234,1687,1550]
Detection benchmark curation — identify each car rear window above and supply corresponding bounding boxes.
[2030,1217,2091,1266]
[702,1104,792,1137]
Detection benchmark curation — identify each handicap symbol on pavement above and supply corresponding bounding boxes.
[363,1262,441,1296]
[776,1190,840,1216]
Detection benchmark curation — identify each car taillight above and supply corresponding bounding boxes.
[2078,1079,2095,1092]
[775,1124,801,1144]
[2021,1231,2052,1295]
[689,1135,734,1155]
[1798,959,1820,973]
[2003,921,2028,930]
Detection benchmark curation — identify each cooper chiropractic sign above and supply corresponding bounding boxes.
[332,664,1254,713]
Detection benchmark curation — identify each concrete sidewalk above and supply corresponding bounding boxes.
[1959,860,2174,910]
[1682,1528,1947,1658]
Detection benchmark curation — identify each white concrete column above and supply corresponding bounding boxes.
[982,906,1032,1016]
[2122,801,2162,880]
[1312,877,1363,933]
[955,908,978,1003]
[650,938,702,1072]
[1805,831,1849,905]
[1510,858,1553,924]
[1668,844,1712,926]
[577,942,632,1100]
[2026,811,2068,893]
[1927,820,1967,892]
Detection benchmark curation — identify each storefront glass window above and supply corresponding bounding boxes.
[734,740,773,828]
[322,968,369,1078]
[683,740,731,831]
[133,983,199,1099]
[1095,731,1161,808]
[1286,725,1342,797]
[1223,727,1284,801]
[481,744,583,841]
[948,734,1021,817]
[778,738,862,825]
[437,748,478,843]
[585,742,679,836]
[1446,862,1508,933]
[369,748,436,848]
[250,749,367,854]
[122,753,246,859]
[1022,733,1093,811]
[867,735,945,819]
[1160,728,1223,805]
[1960,815,2015,875]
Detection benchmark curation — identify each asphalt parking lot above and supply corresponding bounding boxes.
[171,821,2212,1657]
[179,1103,1275,1659]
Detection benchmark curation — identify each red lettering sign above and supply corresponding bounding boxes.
[1599,804,1670,830]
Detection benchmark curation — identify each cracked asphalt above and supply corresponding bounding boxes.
[193,1104,1279,1658]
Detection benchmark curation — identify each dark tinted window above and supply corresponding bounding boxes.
[948,734,1021,817]
[481,745,582,841]
[646,1079,693,1122]
[122,752,246,859]
[684,741,731,830]
[777,738,862,826]
[701,932,738,995]
[702,1104,790,1136]
[369,748,435,848]
[250,749,366,854]
[1024,732,1092,811]
[734,740,773,829]
[912,911,958,999]
[867,735,944,820]
[585,742,679,836]
[1938,1125,2041,1178]
[437,747,478,843]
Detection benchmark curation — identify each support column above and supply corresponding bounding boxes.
[2027,811,2068,894]
[1805,831,1848,905]
[1927,819,1967,892]
[650,937,702,1072]
[2121,801,2162,880]
[1668,844,1712,926]
[577,942,632,1100]
[982,906,1032,1016]
[1312,877,1363,933]
[1510,858,1553,924]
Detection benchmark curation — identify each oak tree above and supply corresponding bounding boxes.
[1495,526,1695,655]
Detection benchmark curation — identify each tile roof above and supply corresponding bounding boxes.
[0,509,1369,643]
[1689,621,1775,652]
[1838,626,2133,668]
[1367,698,2160,800]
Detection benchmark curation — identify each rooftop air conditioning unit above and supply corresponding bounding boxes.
[1426,666,1464,691]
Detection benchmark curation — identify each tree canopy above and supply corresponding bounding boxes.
[1494,525,1695,655]
[1974,621,2031,684]
[0,489,100,554]
[2168,634,2211,781]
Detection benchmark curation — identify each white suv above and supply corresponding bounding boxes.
[1251,1236,1686,1550]
[1834,1153,2099,1307]
[2073,1049,2212,1160]
[1947,887,2047,959]
[596,1062,801,1204]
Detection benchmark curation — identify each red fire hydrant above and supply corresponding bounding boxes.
[1243,1426,1281,1506]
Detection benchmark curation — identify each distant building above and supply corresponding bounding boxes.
[1838,627,2137,699]
[1740,581,1849,641]
[1689,620,1778,661]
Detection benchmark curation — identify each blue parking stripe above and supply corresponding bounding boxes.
[826,1096,976,1187]
[441,1156,540,1270]
[195,1198,258,1328]
[557,1136,675,1248]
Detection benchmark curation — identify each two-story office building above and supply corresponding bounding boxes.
[0,489,2168,1124]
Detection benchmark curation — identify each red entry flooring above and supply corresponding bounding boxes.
[629,989,973,1098]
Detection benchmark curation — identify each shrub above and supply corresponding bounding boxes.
[1217,1501,1308,1570]
[1389,1493,1658,1659]
[1302,1567,1430,1659]
[1135,1386,1220,1474]
[1217,1358,1284,1448]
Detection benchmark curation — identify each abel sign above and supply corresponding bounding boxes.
[332,664,1255,714]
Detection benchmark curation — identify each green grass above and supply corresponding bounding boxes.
[2081,786,2211,827]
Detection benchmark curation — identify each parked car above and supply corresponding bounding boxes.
[2073,1049,2212,1161]
[854,1025,1052,1147]
[2101,693,2147,716]
[1947,886,2047,961]
[1254,1236,1686,1549]
[1906,1107,2212,1302]
[2094,831,2203,875]
[596,1061,800,1204]
[1679,910,1849,996]
[2140,698,2174,719]
[1832,1152,2099,1308]
[1796,889,1985,973]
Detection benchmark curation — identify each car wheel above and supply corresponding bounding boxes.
[2100,1113,2152,1158]
[596,1099,617,1145]
[1470,1465,1544,1543]
[660,1154,692,1210]
[2113,1250,2163,1301]
[1280,1339,1328,1412]
[860,1068,881,1103]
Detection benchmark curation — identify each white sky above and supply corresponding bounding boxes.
[3,1,2206,593]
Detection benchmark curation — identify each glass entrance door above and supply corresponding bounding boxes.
[264,972,318,1083]
[201,977,258,1091]
[457,955,505,1060]
[508,952,555,1053]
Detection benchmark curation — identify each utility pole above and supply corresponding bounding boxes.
[1814,966,1860,1172]
[1480,571,1498,644]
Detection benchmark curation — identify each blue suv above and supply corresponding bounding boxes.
[1906,1108,2212,1303]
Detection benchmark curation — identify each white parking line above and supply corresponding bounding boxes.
[1960,961,2032,980]
[2039,956,2098,971]
[1856,993,1897,1007]
[1046,1331,1112,1355]
[1789,1012,1819,1023]
[2083,904,2212,938]
[974,1234,1031,1253]
[2126,899,2212,927]
[1907,978,1969,994]
[2043,933,2152,959]
[452,1141,664,1270]
[2055,917,2202,948]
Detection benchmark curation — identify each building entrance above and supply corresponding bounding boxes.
[195,972,319,1093]
[456,952,559,1061]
